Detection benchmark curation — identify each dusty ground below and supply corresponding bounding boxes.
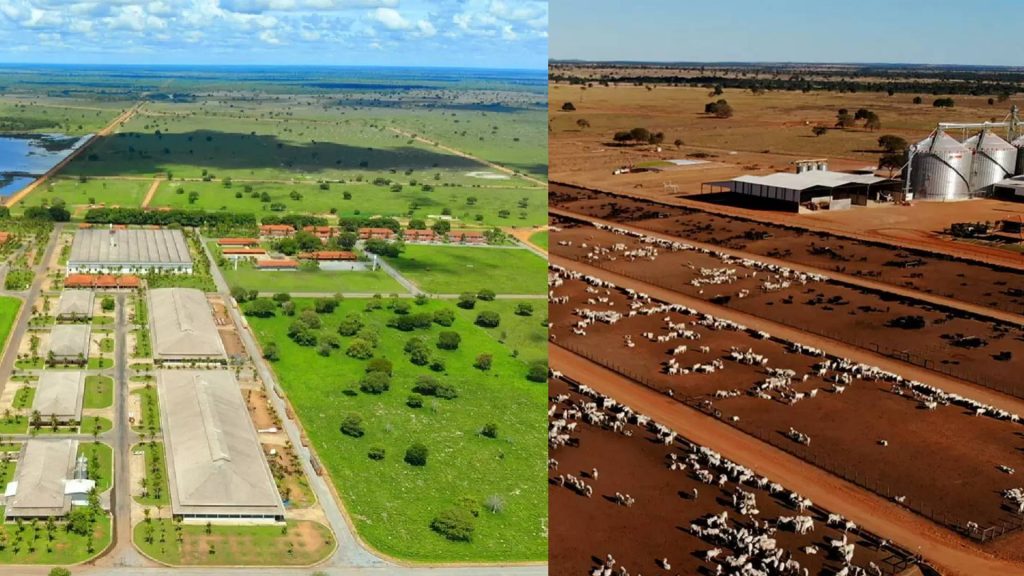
[551,219,1024,395]
[550,377,918,576]
[549,271,1024,536]
[552,184,1024,315]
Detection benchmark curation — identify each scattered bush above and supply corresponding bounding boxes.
[475,311,501,328]
[430,507,474,541]
[405,442,429,466]
[433,307,455,326]
[477,289,496,301]
[457,293,476,310]
[406,394,424,408]
[413,374,458,399]
[515,303,534,316]
[474,354,493,371]
[340,413,364,438]
[368,446,385,461]
[526,360,547,382]
[481,422,498,438]
[365,357,393,375]
[359,371,391,394]
[346,339,375,360]
[437,331,461,350]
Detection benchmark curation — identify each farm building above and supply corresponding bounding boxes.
[259,224,293,238]
[56,290,95,321]
[221,248,267,258]
[32,372,86,423]
[994,177,1024,201]
[4,440,94,519]
[47,324,91,364]
[297,251,356,261]
[256,259,298,270]
[302,225,339,241]
[704,171,899,212]
[358,227,395,240]
[67,228,193,275]
[216,238,260,247]
[404,229,437,243]
[157,370,285,523]
[450,230,487,244]
[63,274,141,289]
[148,288,226,362]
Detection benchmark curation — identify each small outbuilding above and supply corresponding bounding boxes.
[4,439,94,519]
[47,324,92,365]
[32,371,86,423]
[56,290,96,321]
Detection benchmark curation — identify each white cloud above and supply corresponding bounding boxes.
[415,19,435,37]
[371,7,409,30]
[259,29,281,44]
[500,24,516,41]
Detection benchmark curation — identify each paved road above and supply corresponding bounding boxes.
[550,207,1024,327]
[551,253,1024,417]
[549,345,1019,576]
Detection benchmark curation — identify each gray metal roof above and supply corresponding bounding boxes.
[157,370,284,518]
[32,372,85,420]
[56,290,95,318]
[724,171,888,191]
[148,288,227,360]
[6,439,77,518]
[48,324,91,359]
[69,229,192,265]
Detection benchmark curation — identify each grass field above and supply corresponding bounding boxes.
[247,298,546,562]
[219,258,406,295]
[0,514,111,564]
[84,375,114,409]
[386,245,546,294]
[528,231,548,250]
[79,441,113,493]
[0,297,21,359]
[152,180,546,227]
[134,442,169,506]
[11,177,149,217]
[134,519,335,566]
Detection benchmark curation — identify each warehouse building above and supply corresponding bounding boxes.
[56,290,95,321]
[149,288,226,363]
[704,171,900,212]
[67,228,193,275]
[4,440,94,519]
[47,324,91,365]
[32,372,85,423]
[157,370,284,523]
[994,177,1024,201]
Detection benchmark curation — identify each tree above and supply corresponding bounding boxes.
[515,303,534,316]
[314,297,339,314]
[262,342,280,361]
[433,307,455,327]
[404,442,428,466]
[576,118,590,129]
[475,311,500,328]
[437,331,461,350]
[834,111,855,129]
[474,354,492,371]
[366,357,393,375]
[187,190,199,204]
[704,99,733,118]
[340,414,364,438]
[811,126,828,137]
[863,111,881,131]
[628,127,650,143]
[244,298,277,318]
[877,135,908,153]
[346,339,374,360]
[413,374,457,399]
[359,371,391,394]
[526,360,547,383]
[481,422,498,438]
[338,231,358,250]
[431,219,451,236]
[337,314,363,336]
[913,96,923,104]
[673,138,684,149]
[560,102,576,111]
[49,568,71,576]
[878,151,909,178]
[457,293,476,310]
[477,289,496,301]
[431,507,474,541]
[933,97,955,108]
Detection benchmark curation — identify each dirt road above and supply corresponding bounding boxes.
[140,176,162,208]
[5,103,141,208]
[387,126,547,187]
[549,345,1023,576]
[507,226,547,256]
[550,207,1024,327]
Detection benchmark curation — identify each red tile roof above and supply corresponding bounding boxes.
[222,248,267,255]
[257,259,299,269]
[64,274,140,289]
[297,251,356,261]
[217,237,260,246]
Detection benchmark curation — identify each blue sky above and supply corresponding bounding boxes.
[0,0,547,69]
[551,0,1023,67]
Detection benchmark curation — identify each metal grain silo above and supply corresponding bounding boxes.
[964,130,1017,191]
[1013,136,1024,176]
[909,131,972,200]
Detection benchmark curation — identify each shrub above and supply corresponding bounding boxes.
[297,309,321,330]
[365,357,393,375]
[526,360,547,382]
[433,308,455,326]
[413,374,458,399]
[474,353,492,371]
[273,292,291,303]
[356,326,380,347]
[407,394,424,408]
[244,298,277,318]
[337,314,363,336]
[405,442,428,466]
[340,414,364,438]
[437,331,461,350]
[359,371,391,394]
[429,357,446,372]
[481,422,498,438]
[314,297,339,313]
[101,297,115,312]
[430,507,474,541]
[475,311,501,328]
[477,289,496,301]
[346,339,374,360]
[457,293,476,309]
[393,301,411,315]
[262,342,280,361]
[484,494,505,514]
[887,315,926,330]
[515,302,534,316]
[368,446,385,461]
[49,569,72,576]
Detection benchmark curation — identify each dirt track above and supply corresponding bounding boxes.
[550,345,1024,576]
[139,177,162,208]
[4,103,141,208]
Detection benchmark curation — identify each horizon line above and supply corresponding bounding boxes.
[549,58,1024,69]
[0,61,547,72]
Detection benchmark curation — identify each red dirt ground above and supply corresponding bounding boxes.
[551,183,1024,316]
[550,219,1024,396]
[549,271,1024,537]
[549,377,918,576]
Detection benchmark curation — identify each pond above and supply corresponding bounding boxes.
[0,133,92,198]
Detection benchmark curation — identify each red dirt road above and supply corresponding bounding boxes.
[550,345,1024,576]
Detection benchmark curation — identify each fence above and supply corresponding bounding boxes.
[563,252,1024,400]
[554,337,1024,544]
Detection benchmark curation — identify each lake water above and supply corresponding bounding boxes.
[0,133,92,198]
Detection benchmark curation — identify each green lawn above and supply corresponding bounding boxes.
[87,357,114,370]
[134,519,334,566]
[132,386,161,436]
[12,177,149,217]
[133,442,169,506]
[220,257,405,295]
[528,231,548,250]
[386,245,546,294]
[78,441,113,493]
[99,337,115,353]
[0,297,22,359]
[84,375,114,409]
[0,514,110,564]
[247,298,546,562]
